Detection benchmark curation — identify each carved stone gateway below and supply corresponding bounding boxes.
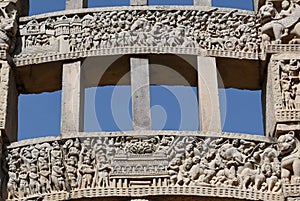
[2,0,300,201]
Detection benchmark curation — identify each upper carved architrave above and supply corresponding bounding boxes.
[12,6,260,66]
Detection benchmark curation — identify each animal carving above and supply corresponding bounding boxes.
[260,0,300,43]
[278,131,300,184]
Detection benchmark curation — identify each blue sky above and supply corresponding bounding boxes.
[18,0,261,140]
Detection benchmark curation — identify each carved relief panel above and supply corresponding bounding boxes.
[14,7,261,66]
[3,133,285,201]
[269,54,300,124]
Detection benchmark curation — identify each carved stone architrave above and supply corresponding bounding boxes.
[14,7,260,66]
[3,132,284,201]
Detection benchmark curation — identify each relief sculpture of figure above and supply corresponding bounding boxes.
[278,131,300,184]
[0,4,17,54]
[260,0,300,43]
[93,155,111,188]
[79,150,94,189]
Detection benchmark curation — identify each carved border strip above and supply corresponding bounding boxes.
[266,45,300,54]
[19,6,255,22]
[13,48,259,67]
[69,187,283,201]
[7,131,274,149]
[5,186,283,201]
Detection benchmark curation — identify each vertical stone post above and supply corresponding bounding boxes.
[130,0,148,6]
[0,62,18,142]
[61,61,85,134]
[130,57,151,130]
[194,0,212,6]
[253,0,259,13]
[66,0,88,9]
[263,54,300,137]
[197,56,221,132]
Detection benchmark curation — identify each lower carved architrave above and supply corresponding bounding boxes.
[4,131,299,201]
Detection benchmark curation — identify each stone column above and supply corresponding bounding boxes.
[66,0,88,9]
[130,57,151,130]
[197,56,221,132]
[61,61,85,134]
[130,0,148,6]
[253,0,259,13]
[0,62,18,143]
[194,0,212,6]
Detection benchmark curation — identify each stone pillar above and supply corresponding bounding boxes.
[253,0,259,13]
[194,0,212,6]
[66,0,88,9]
[0,62,18,142]
[130,57,151,130]
[197,56,221,132]
[130,0,148,6]
[61,61,85,134]
[16,0,30,16]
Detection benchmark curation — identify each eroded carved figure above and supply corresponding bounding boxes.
[0,2,17,57]
[259,0,300,44]
[274,59,300,110]
[278,131,300,184]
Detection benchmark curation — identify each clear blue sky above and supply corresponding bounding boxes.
[18,0,261,141]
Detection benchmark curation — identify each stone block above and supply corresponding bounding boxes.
[193,0,211,6]
[130,0,148,6]
[66,0,88,10]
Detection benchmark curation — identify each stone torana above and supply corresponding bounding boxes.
[1,0,300,201]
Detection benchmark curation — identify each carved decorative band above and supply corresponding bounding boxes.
[5,187,283,201]
[276,110,300,121]
[14,47,202,66]
[283,184,300,197]
[266,45,300,54]
[71,186,283,201]
[14,7,260,66]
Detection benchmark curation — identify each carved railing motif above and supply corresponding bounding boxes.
[4,131,298,201]
[12,7,260,66]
